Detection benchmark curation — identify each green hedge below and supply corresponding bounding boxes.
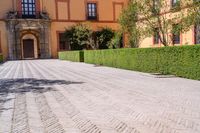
[84,45,200,80]
[0,54,3,63]
[58,51,84,62]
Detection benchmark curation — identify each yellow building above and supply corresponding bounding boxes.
[0,0,125,60]
[125,0,199,48]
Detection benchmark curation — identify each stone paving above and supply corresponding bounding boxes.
[0,60,200,133]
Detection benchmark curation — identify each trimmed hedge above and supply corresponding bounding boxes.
[0,54,3,63]
[84,45,200,80]
[58,51,84,62]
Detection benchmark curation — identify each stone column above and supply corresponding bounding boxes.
[48,23,52,58]
[39,21,51,58]
[15,28,22,59]
[44,23,51,58]
[39,28,45,58]
[6,20,16,60]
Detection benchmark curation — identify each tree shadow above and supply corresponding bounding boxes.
[0,78,84,105]
[0,107,13,113]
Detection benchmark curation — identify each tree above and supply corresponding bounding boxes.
[119,0,200,46]
[64,24,116,50]
[119,1,140,47]
[94,28,115,49]
[64,23,93,50]
[108,31,123,49]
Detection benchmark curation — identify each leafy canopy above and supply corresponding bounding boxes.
[119,0,200,46]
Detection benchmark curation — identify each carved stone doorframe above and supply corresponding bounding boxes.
[21,33,39,59]
[6,18,51,60]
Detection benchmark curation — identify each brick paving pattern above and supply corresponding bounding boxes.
[0,60,200,133]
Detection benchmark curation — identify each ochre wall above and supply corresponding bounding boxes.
[139,30,195,48]
[0,0,197,60]
[0,22,9,60]
[124,0,196,48]
[0,0,125,59]
[0,1,12,59]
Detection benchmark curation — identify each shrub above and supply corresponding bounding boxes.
[0,54,3,63]
[64,23,93,50]
[94,28,115,49]
[84,45,200,80]
[58,51,84,62]
[64,24,116,50]
[108,31,123,49]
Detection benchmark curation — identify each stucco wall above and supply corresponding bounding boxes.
[0,22,8,59]
[0,0,125,59]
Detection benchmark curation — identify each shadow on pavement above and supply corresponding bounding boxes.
[0,78,84,100]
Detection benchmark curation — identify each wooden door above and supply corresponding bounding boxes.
[23,39,34,58]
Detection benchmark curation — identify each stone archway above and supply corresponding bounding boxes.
[21,34,38,59]
[6,19,51,60]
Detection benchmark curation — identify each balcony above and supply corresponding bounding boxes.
[7,11,50,20]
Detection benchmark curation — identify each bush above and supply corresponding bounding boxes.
[58,51,84,62]
[84,45,200,80]
[64,24,118,50]
[0,54,3,63]
[64,23,93,50]
[108,31,123,49]
[94,28,115,49]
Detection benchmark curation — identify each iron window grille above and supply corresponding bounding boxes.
[87,3,97,20]
[22,0,36,18]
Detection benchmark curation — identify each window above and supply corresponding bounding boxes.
[87,3,97,20]
[194,0,200,3]
[153,28,160,44]
[22,0,36,18]
[152,0,159,15]
[59,33,70,51]
[172,24,180,44]
[195,25,200,44]
[171,0,180,8]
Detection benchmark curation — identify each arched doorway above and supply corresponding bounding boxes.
[7,18,51,60]
[21,34,38,59]
[23,39,34,58]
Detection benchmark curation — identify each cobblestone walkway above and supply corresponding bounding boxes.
[0,60,200,133]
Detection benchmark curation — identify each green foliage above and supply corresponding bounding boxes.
[0,54,3,63]
[64,24,117,50]
[64,23,93,50]
[84,45,200,80]
[108,31,123,49]
[119,0,200,46]
[94,27,115,49]
[119,1,138,30]
[186,2,200,25]
[58,51,84,62]
[119,1,140,47]
[171,1,181,11]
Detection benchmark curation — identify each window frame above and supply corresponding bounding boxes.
[153,28,160,45]
[58,33,70,51]
[194,25,200,44]
[86,2,98,21]
[22,0,36,18]
[172,24,181,44]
